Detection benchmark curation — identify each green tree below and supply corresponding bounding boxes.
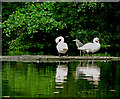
[2,2,120,54]
[2,2,66,51]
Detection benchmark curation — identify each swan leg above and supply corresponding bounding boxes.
[82,50,86,56]
[87,53,89,57]
[86,50,89,57]
[66,53,68,57]
[59,53,61,57]
[92,54,94,57]
[80,50,81,56]
[59,53,65,57]
[64,53,68,57]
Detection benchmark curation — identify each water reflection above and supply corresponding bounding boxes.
[55,62,68,89]
[75,61,100,85]
[2,60,120,98]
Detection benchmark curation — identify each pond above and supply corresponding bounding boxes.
[2,60,120,98]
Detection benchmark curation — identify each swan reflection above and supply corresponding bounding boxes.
[55,63,68,88]
[76,61,100,85]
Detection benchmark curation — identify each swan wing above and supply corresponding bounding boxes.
[78,43,93,50]
[57,42,68,53]
[78,43,100,53]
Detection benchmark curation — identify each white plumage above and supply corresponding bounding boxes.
[78,37,100,54]
[55,36,68,56]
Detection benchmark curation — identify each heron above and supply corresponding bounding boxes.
[78,37,100,56]
[73,39,86,56]
[55,36,68,57]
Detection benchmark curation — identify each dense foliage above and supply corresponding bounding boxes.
[2,2,120,55]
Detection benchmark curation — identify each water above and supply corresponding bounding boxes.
[2,60,120,98]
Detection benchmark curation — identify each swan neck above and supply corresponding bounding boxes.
[59,37,64,43]
[93,39,96,43]
[93,40,100,44]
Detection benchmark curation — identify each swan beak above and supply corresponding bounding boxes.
[72,40,76,41]
[97,40,99,43]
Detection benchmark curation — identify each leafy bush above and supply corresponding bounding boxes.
[2,2,120,54]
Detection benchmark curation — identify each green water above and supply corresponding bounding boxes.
[2,60,120,98]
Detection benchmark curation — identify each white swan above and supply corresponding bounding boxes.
[78,37,100,55]
[55,36,68,56]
